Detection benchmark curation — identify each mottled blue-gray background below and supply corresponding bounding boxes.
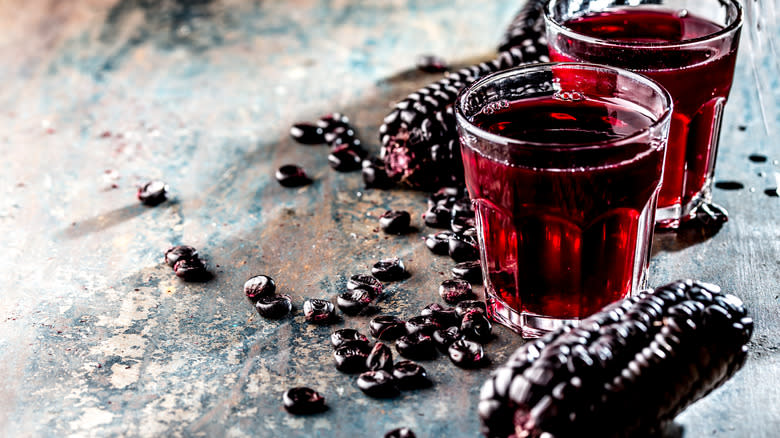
[0,1,777,437]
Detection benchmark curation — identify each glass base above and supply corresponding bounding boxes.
[485,292,580,338]
[655,181,713,230]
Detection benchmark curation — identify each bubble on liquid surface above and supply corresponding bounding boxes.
[478,100,509,115]
[677,9,689,18]
[553,90,585,102]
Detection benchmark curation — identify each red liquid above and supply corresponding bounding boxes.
[461,96,664,319]
[550,8,740,213]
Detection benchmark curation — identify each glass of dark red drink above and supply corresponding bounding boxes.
[456,63,672,337]
[544,0,743,229]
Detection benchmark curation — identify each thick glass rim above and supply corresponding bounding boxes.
[455,62,674,152]
[543,0,743,50]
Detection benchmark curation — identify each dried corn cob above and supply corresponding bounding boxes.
[479,279,753,438]
[378,0,549,190]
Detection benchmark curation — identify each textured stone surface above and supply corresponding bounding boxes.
[0,1,777,437]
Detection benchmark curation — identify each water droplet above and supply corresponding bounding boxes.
[714,181,744,190]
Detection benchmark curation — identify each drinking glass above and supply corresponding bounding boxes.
[544,0,743,228]
[456,63,672,337]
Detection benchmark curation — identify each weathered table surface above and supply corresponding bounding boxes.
[0,1,777,437]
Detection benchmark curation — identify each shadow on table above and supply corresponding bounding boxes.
[56,198,180,240]
[651,221,726,256]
